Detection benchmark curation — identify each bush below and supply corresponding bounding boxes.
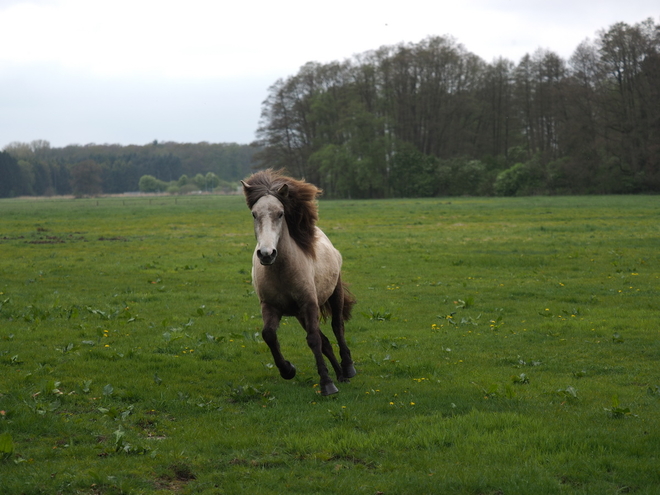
[138,175,168,193]
[178,184,200,195]
[494,163,529,196]
[389,147,438,197]
[435,158,489,196]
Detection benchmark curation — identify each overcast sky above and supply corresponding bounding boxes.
[1,0,657,149]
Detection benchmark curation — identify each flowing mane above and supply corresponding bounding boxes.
[242,169,321,257]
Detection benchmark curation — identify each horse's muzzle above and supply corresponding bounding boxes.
[257,248,277,265]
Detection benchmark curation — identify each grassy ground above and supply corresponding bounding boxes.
[0,194,659,494]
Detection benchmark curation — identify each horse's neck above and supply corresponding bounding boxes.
[277,221,298,258]
[277,222,317,263]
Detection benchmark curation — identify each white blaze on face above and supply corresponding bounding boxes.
[251,194,285,265]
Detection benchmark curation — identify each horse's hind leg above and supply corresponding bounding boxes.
[261,303,296,380]
[329,280,356,380]
[319,331,343,380]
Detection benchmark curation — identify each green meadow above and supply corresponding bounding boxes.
[0,194,659,494]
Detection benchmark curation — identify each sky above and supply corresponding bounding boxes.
[1,0,658,149]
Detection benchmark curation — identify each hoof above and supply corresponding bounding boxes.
[343,364,357,379]
[279,362,296,380]
[321,382,339,396]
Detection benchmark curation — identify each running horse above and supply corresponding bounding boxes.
[241,169,356,395]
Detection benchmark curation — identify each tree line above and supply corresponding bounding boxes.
[2,18,658,199]
[255,18,660,197]
[0,140,256,198]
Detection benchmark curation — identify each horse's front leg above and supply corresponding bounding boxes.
[299,305,338,396]
[261,303,296,380]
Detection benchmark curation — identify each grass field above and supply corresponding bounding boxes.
[0,194,659,494]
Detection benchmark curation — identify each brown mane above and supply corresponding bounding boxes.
[242,169,321,257]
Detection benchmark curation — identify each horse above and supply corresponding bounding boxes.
[241,169,356,395]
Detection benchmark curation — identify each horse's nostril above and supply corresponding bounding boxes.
[257,248,277,262]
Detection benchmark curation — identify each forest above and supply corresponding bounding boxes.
[0,141,256,197]
[256,18,660,197]
[1,17,658,198]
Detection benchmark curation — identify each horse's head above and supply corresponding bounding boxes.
[242,182,289,266]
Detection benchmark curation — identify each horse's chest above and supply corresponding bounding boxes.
[253,265,317,312]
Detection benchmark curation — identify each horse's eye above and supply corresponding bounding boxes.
[252,211,257,219]
[278,211,284,219]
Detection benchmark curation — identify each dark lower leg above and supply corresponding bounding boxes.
[329,285,356,379]
[261,306,296,380]
[320,331,343,381]
[307,330,337,395]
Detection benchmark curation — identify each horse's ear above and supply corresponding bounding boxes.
[277,183,289,198]
[241,180,251,194]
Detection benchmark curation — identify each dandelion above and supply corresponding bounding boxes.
[104,344,110,348]
[410,402,415,406]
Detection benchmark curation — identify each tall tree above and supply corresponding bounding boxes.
[0,151,22,197]
[596,19,660,190]
[70,160,103,197]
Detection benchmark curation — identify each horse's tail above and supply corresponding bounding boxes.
[341,283,356,321]
[320,280,356,322]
